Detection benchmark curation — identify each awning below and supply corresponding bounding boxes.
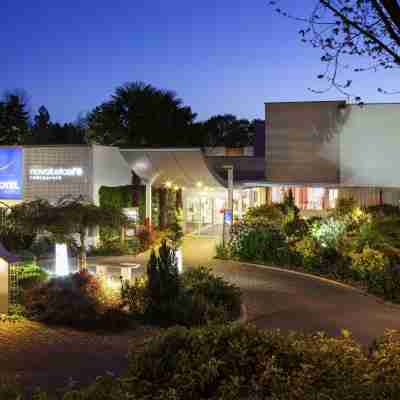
[120,148,225,189]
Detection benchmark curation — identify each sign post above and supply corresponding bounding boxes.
[221,165,234,247]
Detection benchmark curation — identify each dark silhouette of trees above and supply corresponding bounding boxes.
[29,106,86,145]
[86,82,199,147]
[0,91,31,144]
[269,0,400,99]
[200,114,261,147]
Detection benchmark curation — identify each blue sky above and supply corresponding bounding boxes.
[1,0,399,123]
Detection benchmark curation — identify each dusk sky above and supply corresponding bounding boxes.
[2,0,400,123]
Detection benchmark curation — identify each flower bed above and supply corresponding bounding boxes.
[223,196,400,303]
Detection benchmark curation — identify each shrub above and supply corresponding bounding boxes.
[215,242,230,259]
[367,204,400,218]
[146,241,180,309]
[230,221,291,265]
[244,203,285,225]
[89,240,135,256]
[350,247,389,295]
[17,262,48,290]
[182,267,242,322]
[310,217,347,250]
[283,216,309,239]
[124,324,369,400]
[356,221,387,251]
[121,244,242,327]
[293,237,320,272]
[22,270,130,330]
[333,197,358,218]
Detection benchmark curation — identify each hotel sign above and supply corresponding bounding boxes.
[0,148,23,200]
[29,167,83,181]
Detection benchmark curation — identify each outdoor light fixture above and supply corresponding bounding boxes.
[173,185,179,191]
[55,243,69,276]
[196,181,203,188]
[165,181,172,188]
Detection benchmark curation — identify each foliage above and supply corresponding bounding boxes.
[0,224,35,254]
[18,262,48,290]
[229,221,292,265]
[121,242,241,327]
[98,185,135,209]
[333,197,358,218]
[293,237,320,272]
[244,203,285,225]
[367,204,400,218]
[200,114,260,147]
[310,217,347,249]
[215,242,230,259]
[22,270,130,330]
[10,197,128,268]
[0,91,30,145]
[86,81,200,147]
[119,324,392,400]
[270,0,400,99]
[182,267,242,321]
[146,241,180,311]
[0,304,27,322]
[8,326,400,399]
[88,240,138,256]
[28,105,86,145]
[166,208,184,248]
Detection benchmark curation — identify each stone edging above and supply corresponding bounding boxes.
[227,259,400,310]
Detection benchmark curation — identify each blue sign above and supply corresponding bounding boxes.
[0,148,23,200]
[224,209,233,225]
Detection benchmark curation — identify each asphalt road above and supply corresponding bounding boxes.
[90,235,400,346]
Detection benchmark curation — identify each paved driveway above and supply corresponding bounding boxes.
[90,235,400,346]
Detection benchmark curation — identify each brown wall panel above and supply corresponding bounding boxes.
[265,102,345,184]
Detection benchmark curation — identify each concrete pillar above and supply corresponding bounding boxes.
[227,166,234,212]
[0,258,9,314]
[145,182,152,228]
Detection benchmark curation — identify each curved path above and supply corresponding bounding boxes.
[92,235,400,346]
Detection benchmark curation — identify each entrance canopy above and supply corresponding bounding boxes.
[120,148,225,189]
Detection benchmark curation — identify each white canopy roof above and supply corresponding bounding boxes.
[120,148,225,189]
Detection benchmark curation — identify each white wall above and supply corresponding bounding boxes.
[340,104,400,187]
[92,145,132,205]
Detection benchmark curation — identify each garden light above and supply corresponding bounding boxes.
[55,243,69,276]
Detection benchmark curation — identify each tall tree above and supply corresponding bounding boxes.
[201,114,259,147]
[270,0,400,98]
[86,82,199,147]
[30,106,87,145]
[0,91,31,144]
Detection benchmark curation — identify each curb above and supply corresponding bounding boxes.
[225,259,400,310]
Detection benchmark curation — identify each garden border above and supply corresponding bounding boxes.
[225,259,400,310]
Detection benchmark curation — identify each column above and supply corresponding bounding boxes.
[145,182,152,229]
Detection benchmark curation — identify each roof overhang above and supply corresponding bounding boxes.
[120,148,225,189]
